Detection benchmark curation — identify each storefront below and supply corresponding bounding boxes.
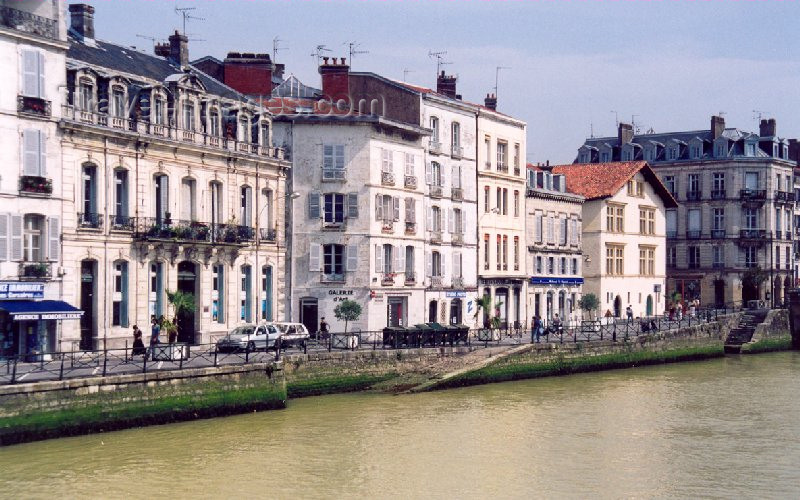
[0,282,83,359]
[478,278,525,328]
[528,277,584,324]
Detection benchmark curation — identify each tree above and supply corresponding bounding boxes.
[577,293,599,319]
[741,266,768,290]
[334,299,362,334]
[473,295,503,329]
[167,290,196,343]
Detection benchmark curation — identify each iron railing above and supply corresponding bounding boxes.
[133,217,255,244]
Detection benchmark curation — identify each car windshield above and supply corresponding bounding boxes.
[231,326,254,336]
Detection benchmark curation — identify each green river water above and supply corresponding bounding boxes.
[1,352,799,499]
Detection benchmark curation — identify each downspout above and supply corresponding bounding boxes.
[102,136,109,349]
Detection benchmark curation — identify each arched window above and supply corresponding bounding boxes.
[149,261,164,317]
[182,100,195,131]
[212,264,225,323]
[261,265,273,321]
[112,260,129,327]
[113,169,129,227]
[80,164,99,227]
[209,181,223,226]
[154,174,169,222]
[240,185,253,228]
[240,265,252,323]
[78,77,94,111]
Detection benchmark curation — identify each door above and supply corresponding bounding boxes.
[428,300,438,323]
[79,260,95,350]
[449,298,462,325]
[176,261,197,344]
[387,297,405,327]
[714,280,725,308]
[646,295,654,316]
[614,296,622,318]
[299,298,318,337]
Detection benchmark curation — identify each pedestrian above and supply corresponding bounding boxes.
[150,315,160,346]
[319,316,329,340]
[552,313,562,334]
[676,302,683,321]
[131,325,146,356]
[669,306,675,321]
[626,305,633,323]
[532,315,543,343]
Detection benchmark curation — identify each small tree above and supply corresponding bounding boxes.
[167,290,196,343]
[473,295,503,329]
[741,266,768,291]
[577,293,599,319]
[334,299,362,334]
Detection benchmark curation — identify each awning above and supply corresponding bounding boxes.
[0,300,84,321]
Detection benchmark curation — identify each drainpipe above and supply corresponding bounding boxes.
[102,137,109,350]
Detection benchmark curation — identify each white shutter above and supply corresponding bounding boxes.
[405,198,412,222]
[245,188,253,226]
[375,194,383,221]
[159,176,169,219]
[448,208,454,233]
[535,213,542,242]
[425,162,433,185]
[335,145,345,169]
[0,214,8,261]
[181,181,191,220]
[441,252,448,281]
[37,52,45,99]
[409,199,416,222]
[323,145,333,170]
[393,245,402,272]
[375,244,383,274]
[21,50,38,97]
[454,252,462,278]
[308,192,321,219]
[461,209,466,233]
[38,130,46,177]
[48,216,60,262]
[392,196,400,221]
[309,243,321,272]
[426,206,432,231]
[22,129,39,176]
[425,251,432,277]
[346,244,358,271]
[10,215,22,261]
[347,193,358,219]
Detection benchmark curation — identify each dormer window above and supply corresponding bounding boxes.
[182,101,195,131]
[668,147,677,160]
[78,78,94,111]
[782,144,788,159]
[238,115,249,142]
[260,121,270,147]
[690,144,701,159]
[600,151,610,162]
[110,86,126,118]
[208,109,219,136]
[715,139,727,158]
[152,95,165,125]
[745,142,756,157]
[578,152,589,163]
[773,144,779,158]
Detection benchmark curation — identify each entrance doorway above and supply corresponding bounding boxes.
[646,295,653,316]
[449,298,462,325]
[79,260,96,350]
[614,296,622,317]
[387,297,406,327]
[176,261,197,344]
[428,300,438,323]
[299,297,318,336]
[714,280,725,308]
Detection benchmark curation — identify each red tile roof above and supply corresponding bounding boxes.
[551,161,677,208]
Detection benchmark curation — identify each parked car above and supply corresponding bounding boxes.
[216,324,281,352]
[267,322,311,348]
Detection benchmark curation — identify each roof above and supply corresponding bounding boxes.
[551,161,678,208]
[67,37,247,101]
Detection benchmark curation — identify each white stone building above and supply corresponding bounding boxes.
[552,161,677,318]
[58,5,287,350]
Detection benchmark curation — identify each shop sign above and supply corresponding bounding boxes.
[529,277,584,286]
[446,291,467,298]
[329,289,354,302]
[479,278,523,286]
[0,282,45,300]
[41,313,83,320]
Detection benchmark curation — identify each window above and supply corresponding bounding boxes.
[713,246,724,268]
[607,204,624,233]
[483,186,490,213]
[405,153,415,177]
[451,122,460,148]
[323,244,345,277]
[776,207,782,234]
[668,147,677,160]
[405,246,415,276]
[23,215,43,262]
[182,101,195,131]
[560,217,568,245]
[380,244,393,274]
[547,215,555,244]
[261,266,273,321]
[688,173,700,196]
[535,256,542,274]
[667,247,677,267]
[513,236,520,271]
[323,145,346,179]
[663,175,676,196]
[483,234,490,270]
[712,172,725,195]
[571,258,578,275]
[237,115,249,142]
[240,186,253,228]
[111,87,125,118]
[639,207,655,235]
[600,151,610,162]
[496,187,502,212]
[745,172,759,191]
[514,144,521,172]
[430,117,439,144]
[212,264,225,323]
[513,191,520,217]
[639,246,655,276]
[21,49,45,98]
[560,257,567,274]
[431,251,442,277]
[497,141,507,170]
[153,96,165,126]
[713,208,724,231]
[502,189,508,215]
[453,208,463,234]
[744,247,758,268]
[484,137,491,169]
[496,235,502,271]
[534,213,543,243]
[690,144,702,159]
[404,198,416,225]
[114,170,129,223]
[82,164,97,219]
[502,235,508,270]
[208,109,219,136]
[744,208,758,229]
[22,129,46,177]
[381,149,394,173]
[149,262,164,317]
[325,193,345,224]
[112,261,129,327]
[687,208,701,237]
[180,177,196,222]
[260,122,270,147]
[548,256,554,274]
[155,174,169,222]
[431,206,442,232]
[606,245,624,275]
[688,246,700,269]
[78,78,93,111]
[240,265,252,322]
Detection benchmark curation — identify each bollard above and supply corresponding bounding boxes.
[245,342,250,363]
[59,354,65,380]
[125,340,128,362]
[213,348,218,367]
[10,356,17,384]
[142,349,148,373]
[304,340,308,354]
[275,338,281,361]
[102,348,108,376]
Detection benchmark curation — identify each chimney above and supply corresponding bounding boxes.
[436,71,457,98]
[711,115,725,140]
[273,63,285,83]
[168,31,189,67]
[222,52,274,96]
[484,93,497,111]
[760,118,777,138]
[318,56,350,106]
[618,122,634,145]
[68,4,95,41]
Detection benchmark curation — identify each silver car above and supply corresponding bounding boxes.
[216,324,281,352]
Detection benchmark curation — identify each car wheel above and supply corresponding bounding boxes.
[247,341,256,352]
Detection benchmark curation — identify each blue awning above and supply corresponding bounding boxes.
[0,300,84,320]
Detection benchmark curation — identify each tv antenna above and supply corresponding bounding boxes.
[631,114,640,134]
[752,109,770,122]
[135,34,160,49]
[610,110,618,127]
[494,66,510,101]
[589,122,594,139]
[310,44,331,65]
[273,37,287,62]
[428,50,451,75]
[346,41,369,67]
[402,68,415,82]
[174,6,204,36]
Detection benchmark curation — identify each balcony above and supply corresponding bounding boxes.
[381,221,394,234]
[404,175,417,190]
[381,171,395,186]
[1,5,58,39]
[688,261,701,269]
[667,230,677,238]
[452,277,464,289]
[381,273,396,286]
[109,214,133,231]
[19,175,52,196]
[134,217,255,245]
[18,96,51,118]
[775,191,796,204]
[451,145,463,159]
[712,262,725,269]
[711,229,726,239]
[18,262,52,280]
[686,191,702,201]
[429,276,443,288]
[404,272,416,286]
[77,212,103,230]
[686,230,701,239]
[740,189,767,200]
[452,233,464,246]
[430,185,444,198]
[738,229,769,246]
[497,164,509,174]
[321,273,346,284]
[322,220,345,231]
[710,189,726,200]
[405,221,416,235]
[430,231,442,244]
[429,141,442,154]
[259,228,277,242]
[451,187,463,201]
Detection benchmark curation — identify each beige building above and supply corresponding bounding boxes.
[525,167,584,326]
[59,5,287,349]
[552,161,676,318]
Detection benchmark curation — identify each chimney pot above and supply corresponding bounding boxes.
[618,122,634,145]
[760,118,777,137]
[436,71,457,98]
[711,115,726,140]
[322,56,329,65]
[69,4,95,41]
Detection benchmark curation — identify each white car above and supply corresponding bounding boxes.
[266,322,310,348]
[216,324,281,352]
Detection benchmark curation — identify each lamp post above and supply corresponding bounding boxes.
[477,207,500,327]
[282,191,301,322]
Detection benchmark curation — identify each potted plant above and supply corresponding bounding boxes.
[474,295,502,341]
[578,293,600,320]
[332,299,362,349]
[152,290,195,361]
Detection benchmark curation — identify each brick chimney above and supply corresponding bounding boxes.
[222,52,274,97]
[168,31,189,68]
[711,115,725,140]
[436,71,457,99]
[618,122,634,145]
[319,57,350,105]
[68,4,95,41]
[484,93,497,111]
[759,118,777,137]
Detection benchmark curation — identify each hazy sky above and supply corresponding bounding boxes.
[82,0,800,164]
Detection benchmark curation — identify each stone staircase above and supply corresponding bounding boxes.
[724,309,769,353]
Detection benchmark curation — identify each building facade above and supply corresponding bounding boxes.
[577,117,797,307]
[525,167,584,326]
[59,5,287,349]
[552,161,676,318]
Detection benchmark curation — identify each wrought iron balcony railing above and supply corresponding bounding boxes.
[19,261,52,280]
[77,212,103,229]
[133,217,255,245]
[109,214,133,231]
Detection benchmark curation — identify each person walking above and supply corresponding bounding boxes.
[532,315,543,343]
[626,305,634,323]
[150,316,160,346]
[319,317,329,340]
[131,325,146,356]
[551,313,562,335]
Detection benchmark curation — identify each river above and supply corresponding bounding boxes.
[1,352,799,499]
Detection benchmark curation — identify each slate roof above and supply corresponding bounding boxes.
[67,36,248,101]
[551,161,677,208]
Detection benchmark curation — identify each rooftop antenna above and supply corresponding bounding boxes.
[494,66,510,101]
[752,109,770,123]
[590,122,594,139]
[345,41,368,68]
[631,114,640,134]
[402,68,415,82]
[174,6,204,36]
[135,34,160,50]
[310,44,331,66]
[273,36,287,62]
[610,110,618,128]
[428,50,451,76]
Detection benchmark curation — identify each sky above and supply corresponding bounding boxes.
[81,0,800,164]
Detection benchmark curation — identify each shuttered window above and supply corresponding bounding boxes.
[22,129,46,177]
[0,214,7,261]
[21,49,44,98]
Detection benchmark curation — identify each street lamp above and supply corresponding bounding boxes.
[283,191,300,323]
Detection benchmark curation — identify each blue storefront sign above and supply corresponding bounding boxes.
[0,282,45,300]
[445,291,467,298]
[529,277,584,286]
